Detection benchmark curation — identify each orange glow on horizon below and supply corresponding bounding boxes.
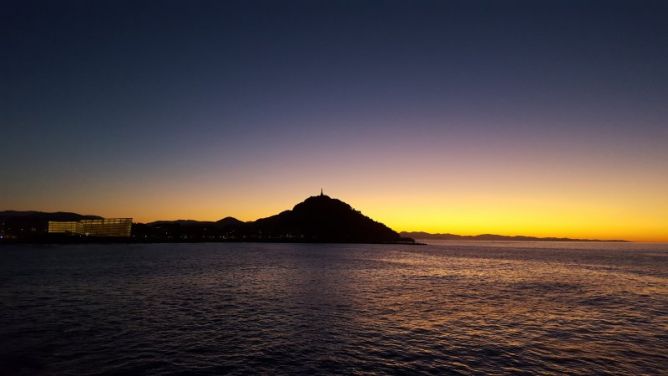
[8,145,667,242]
[15,187,666,242]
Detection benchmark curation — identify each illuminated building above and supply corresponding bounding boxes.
[48,218,132,237]
[47,221,79,234]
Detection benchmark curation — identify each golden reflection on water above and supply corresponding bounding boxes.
[1,242,666,374]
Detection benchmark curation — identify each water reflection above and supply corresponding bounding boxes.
[0,242,666,374]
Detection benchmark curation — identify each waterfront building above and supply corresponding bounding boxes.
[48,218,132,237]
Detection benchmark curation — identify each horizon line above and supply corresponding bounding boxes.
[4,208,666,242]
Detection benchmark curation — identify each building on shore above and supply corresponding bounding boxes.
[48,218,132,237]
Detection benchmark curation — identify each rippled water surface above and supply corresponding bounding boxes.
[1,241,667,375]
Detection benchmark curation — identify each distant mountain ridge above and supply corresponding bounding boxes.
[3,207,628,243]
[145,217,244,227]
[135,194,412,244]
[1,195,412,243]
[400,231,627,242]
[0,211,102,221]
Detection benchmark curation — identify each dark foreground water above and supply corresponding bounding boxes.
[1,242,667,375]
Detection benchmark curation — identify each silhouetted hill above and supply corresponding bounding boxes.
[131,195,413,244]
[1,199,414,244]
[0,211,102,221]
[249,194,407,243]
[146,217,244,228]
[217,217,245,227]
[148,219,217,226]
[401,231,627,242]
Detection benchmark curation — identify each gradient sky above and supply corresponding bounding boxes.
[2,1,667,241]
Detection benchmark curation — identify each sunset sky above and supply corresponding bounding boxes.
[3,1,667,241]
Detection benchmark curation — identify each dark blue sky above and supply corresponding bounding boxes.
[2,1,667,238]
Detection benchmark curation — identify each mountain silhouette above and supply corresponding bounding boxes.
[400,231,626,242]
[0,211,102,221]
[217,216,245,227]
[131,194,414,243]
[248,194,407,243]
[1,196,415,244]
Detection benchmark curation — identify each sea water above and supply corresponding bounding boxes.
[1,241,666,375]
